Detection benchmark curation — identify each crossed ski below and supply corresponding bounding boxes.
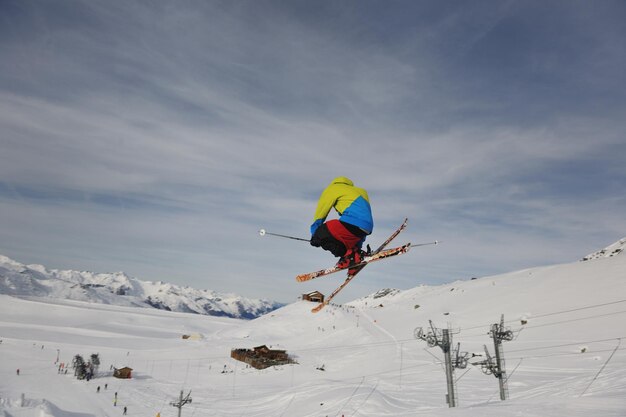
[298,218,409,313]
[296,243,411,283]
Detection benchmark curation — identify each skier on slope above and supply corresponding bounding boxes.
[310,177,374,273]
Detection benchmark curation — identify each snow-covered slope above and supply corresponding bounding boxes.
[0,254,282,319]
[1,241,625,416]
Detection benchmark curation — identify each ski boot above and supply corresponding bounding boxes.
[336,248,365,275]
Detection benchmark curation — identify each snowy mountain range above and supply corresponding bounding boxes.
[2,237,623,320]
[0,255,283,319]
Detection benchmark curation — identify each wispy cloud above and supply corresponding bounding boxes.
[0,1,624,302]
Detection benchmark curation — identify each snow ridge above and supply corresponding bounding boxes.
[581,237,626,261]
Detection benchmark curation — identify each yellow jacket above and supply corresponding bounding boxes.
[311,177,373,235]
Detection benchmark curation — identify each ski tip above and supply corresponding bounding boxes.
[311,304,324,313]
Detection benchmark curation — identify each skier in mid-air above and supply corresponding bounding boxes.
[310,177,374,273]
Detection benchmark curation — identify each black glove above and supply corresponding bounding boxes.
[310,235,321,247]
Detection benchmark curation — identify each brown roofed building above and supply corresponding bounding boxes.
[231,345,296,369]
[113,367,133,379]
[302,291,324,303]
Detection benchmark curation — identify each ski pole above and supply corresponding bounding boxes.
[258,229,310,242]
[411,240,440,248]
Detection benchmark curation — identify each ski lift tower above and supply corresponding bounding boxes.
[170,390,192,417]
[473,314,514,400]
[491,314,514,399]
[415,320,469,407]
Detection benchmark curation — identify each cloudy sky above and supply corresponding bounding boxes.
[1,1,625,303]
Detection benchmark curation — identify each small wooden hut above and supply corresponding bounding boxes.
[113,367,133,379]
[302,291,324,303]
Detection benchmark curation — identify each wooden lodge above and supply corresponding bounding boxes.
[113,367,133,379]
[302,291,324,303]
[231,345,296,369]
